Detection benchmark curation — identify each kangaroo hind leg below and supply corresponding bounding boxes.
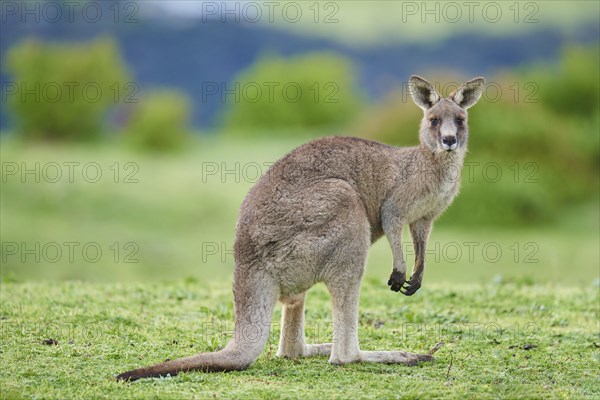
[276,292,332,358]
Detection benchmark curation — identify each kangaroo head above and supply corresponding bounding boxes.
[409,76,485,155]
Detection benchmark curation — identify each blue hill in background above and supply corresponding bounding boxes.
[1,1,598,130]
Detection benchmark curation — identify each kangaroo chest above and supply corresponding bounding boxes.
[405,175,460,223]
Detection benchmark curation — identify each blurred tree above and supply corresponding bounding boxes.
[4,37,130,141]
[221,52,363,132]
[122,90,192,152]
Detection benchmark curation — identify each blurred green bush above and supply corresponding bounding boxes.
[355,46,599,227]
[537,46,600,116]
[221,52,363,132]
[5,37,130,141]
[122,90,192,152]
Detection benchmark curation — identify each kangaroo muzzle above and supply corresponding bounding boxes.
[441,135,457,151]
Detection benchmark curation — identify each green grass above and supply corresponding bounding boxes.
[1,137,598,398]
[1,280,598,399]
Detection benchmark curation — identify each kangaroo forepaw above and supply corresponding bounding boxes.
[387,270,406,292]
[399,276,421,296]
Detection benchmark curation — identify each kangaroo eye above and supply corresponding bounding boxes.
[430,118,440,127]
[455,118,464,126]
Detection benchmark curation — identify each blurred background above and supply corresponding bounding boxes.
[1,1,598,287]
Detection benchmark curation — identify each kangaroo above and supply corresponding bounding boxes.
[116,76,485,381]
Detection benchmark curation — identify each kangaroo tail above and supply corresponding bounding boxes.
[116,274,277,381]
[116,343,257,381]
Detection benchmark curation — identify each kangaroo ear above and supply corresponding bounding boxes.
[450,77,485,109]
[409,75,440,110]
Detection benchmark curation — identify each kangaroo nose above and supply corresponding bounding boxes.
[442,136,457,146]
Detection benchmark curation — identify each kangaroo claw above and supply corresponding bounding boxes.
[399,276,421,296]
[387,270,406,292]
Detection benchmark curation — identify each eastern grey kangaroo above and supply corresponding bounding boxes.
[117,75,485,381]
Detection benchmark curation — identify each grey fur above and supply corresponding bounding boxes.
[116,76,485,381]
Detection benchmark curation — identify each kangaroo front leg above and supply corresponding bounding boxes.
[401,217,433,296]
[383,213,407,293]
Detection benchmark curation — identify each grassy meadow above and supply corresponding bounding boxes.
[1,136,599,399]
[1,280,598,399]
